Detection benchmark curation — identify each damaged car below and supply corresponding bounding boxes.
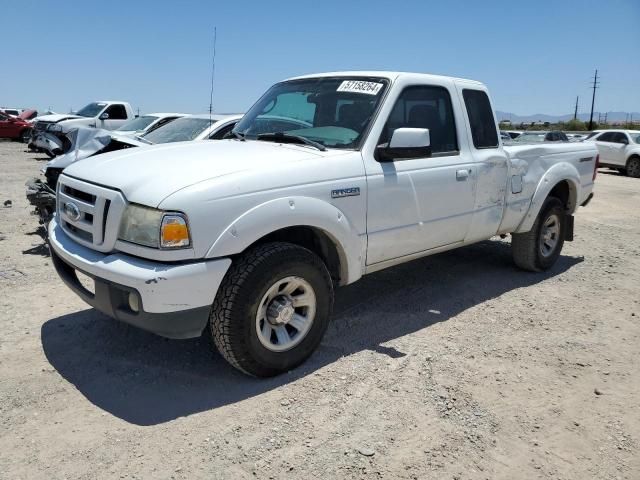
[26,114,242,224]
[29,101,135,157]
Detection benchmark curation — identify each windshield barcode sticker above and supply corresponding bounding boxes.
[337,80,383,95]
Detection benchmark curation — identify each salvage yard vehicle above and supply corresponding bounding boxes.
[585,129,640,177]
[0,110,36,143]
[29,101,135,157]
[48,71,597,377]
[26,115,242,225]
[114,113,185,137]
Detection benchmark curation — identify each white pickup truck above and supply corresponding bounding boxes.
[48,72,597,376]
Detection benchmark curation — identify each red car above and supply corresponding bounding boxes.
[0,109,37,143]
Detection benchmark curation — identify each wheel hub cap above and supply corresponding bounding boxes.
[540,213,560,258]
[255,276,317,352]
[267,296,295,325]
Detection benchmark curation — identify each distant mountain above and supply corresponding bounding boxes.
[496,111,640,124]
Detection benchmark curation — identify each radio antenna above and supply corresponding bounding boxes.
[208,27,217,126]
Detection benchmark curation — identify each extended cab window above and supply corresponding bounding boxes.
[105,104,128,120]
[380,85,458,154]
[462,89,498,148]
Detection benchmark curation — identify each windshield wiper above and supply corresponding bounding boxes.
[256,132,326,151]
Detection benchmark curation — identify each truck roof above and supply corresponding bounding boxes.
[287,71,485,86]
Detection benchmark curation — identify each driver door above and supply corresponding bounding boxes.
[364,84,477,265]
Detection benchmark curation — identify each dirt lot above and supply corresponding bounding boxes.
[0,140,638,479]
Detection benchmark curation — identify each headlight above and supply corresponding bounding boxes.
[118,204,191,249]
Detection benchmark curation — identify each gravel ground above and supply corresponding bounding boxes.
[0,140,639,479]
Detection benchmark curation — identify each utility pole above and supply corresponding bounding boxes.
[574,96,579,120]
[588,69,599,130]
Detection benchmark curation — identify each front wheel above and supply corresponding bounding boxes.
[512,197,566,272]
[210,242,333,377]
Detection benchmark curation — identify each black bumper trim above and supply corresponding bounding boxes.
[51,249,210,339]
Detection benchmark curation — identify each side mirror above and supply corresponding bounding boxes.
[376,128,431,162]
[620,138,629,145]
[99,112,109,120]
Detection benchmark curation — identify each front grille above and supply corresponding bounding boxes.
[34,121,53,132]
[57,175,126,252]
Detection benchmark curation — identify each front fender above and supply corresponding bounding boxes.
[515,162,581,233]
[206,196,365,285]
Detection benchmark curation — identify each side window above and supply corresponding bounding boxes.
[105,104,128,120]
[598,132,614,142]
[381,85,458,154]
[611,132,627,144]
[209,122,236,140]
[462,89,499,149]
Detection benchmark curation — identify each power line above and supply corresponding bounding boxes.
[588,69,599,130]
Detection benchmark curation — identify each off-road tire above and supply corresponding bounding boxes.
[512,196,565,272]
[210,242,333,377]
[626,156,640,178]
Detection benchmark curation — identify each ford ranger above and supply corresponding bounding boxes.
[48,72,598,377]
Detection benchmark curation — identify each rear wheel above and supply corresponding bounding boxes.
[626,156,640,178]
[210,242,333,377]
[512,197,565,272]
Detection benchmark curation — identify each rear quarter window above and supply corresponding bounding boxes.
[462,89,499,149]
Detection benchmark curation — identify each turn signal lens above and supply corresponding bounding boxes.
[160,215,190,248]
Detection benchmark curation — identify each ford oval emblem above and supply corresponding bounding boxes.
[64,202,81,221]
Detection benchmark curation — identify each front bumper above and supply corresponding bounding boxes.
[48,217,231,339]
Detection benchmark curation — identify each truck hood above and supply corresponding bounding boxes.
[62,139,331,206]
[36,113,81,123]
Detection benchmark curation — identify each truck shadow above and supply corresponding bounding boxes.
[41,239,583,426]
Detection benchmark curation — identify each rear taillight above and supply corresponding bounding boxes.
[593,154,599,181]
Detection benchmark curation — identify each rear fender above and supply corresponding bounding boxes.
[515,162,580,233]
[205,196,364,285]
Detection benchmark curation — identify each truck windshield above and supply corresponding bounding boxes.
[76,102,107,118]
[142,117,212,144]
[234,77,389,149]
[117,116,156,132]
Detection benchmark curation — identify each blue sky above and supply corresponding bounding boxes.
[2,0,638,117]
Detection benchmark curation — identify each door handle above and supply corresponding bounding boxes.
[456,169,471,180]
